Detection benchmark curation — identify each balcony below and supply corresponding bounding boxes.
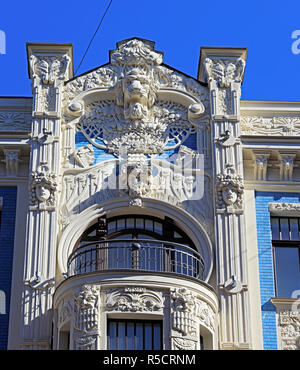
[67,239,205,281]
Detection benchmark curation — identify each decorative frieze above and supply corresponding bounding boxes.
[0,112,31,131]
[105,287,163,313]
[241,115,300,136]
[269,202,300,216]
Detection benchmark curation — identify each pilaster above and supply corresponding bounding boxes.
[20,43,73,349]
[199,47,252,349]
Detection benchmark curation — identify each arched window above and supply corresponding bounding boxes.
[68,214,204,280]
[79,215,196,249]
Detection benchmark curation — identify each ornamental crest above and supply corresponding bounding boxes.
[66,38,206,156]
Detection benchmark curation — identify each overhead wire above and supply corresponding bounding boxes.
[75,0,113,76]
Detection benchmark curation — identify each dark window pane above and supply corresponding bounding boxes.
[117,218,125,230]
[135,218,144,229]
[108,322,117,350]
[153,323,161,350]
[145,219,153,231]
[271,218,280,240]
[108,221,116,234]
[144,323,152,350]
[136,323,143,350]
[290,219,300,240]
[118,322,125,350]
[154,222,163,235]
[280,218,289,240]
[126,218,135,229]
[275,247,300,297]
[126,322,134,350]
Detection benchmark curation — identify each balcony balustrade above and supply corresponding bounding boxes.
[67,239,205,281]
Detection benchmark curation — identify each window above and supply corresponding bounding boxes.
[271,217,300,297]
[107,319,162,350]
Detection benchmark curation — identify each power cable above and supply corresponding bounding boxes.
[75,0,113,75]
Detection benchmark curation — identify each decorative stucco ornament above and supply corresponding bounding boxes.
[66,38,205,156]
[73,285,100,350]
[204,57,245,88]
[171,288,197,336]
[216,163,244,212]
[29,54,70,85]
[29,170,57,207]
[105,287,163,313]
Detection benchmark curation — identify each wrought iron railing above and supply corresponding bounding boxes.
[67,239,205,280]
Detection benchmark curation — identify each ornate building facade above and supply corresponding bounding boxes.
[0,38,299,350]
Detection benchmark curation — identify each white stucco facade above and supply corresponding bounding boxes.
[0,38,299,350]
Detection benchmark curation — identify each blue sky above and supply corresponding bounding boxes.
[1,0,300,101]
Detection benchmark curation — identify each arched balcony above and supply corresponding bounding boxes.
[67,214,205,281]
[67,239,205,280]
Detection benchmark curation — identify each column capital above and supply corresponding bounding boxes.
[26,42,73,85]
[197,47,247,86]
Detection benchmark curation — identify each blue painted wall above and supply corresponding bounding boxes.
[255,191,300,350]
[0,186,17,350]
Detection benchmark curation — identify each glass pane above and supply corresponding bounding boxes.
[271,218,280,240]
[145,219,153,231]
[136,323,143,350]
[118,322,125,350]
[154,222,163,235]
[135,218,144,229]
[126,218,135,229]
[117,218,125,230]
[280,218,289,240]
[290,219,300,240]
[275,247,300,297]
[174,231,181,238]
[153,323,161,350]
[144,323,152,350]
[107,221,116,234]
[108,322,117,350]
[126,322,134,350]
